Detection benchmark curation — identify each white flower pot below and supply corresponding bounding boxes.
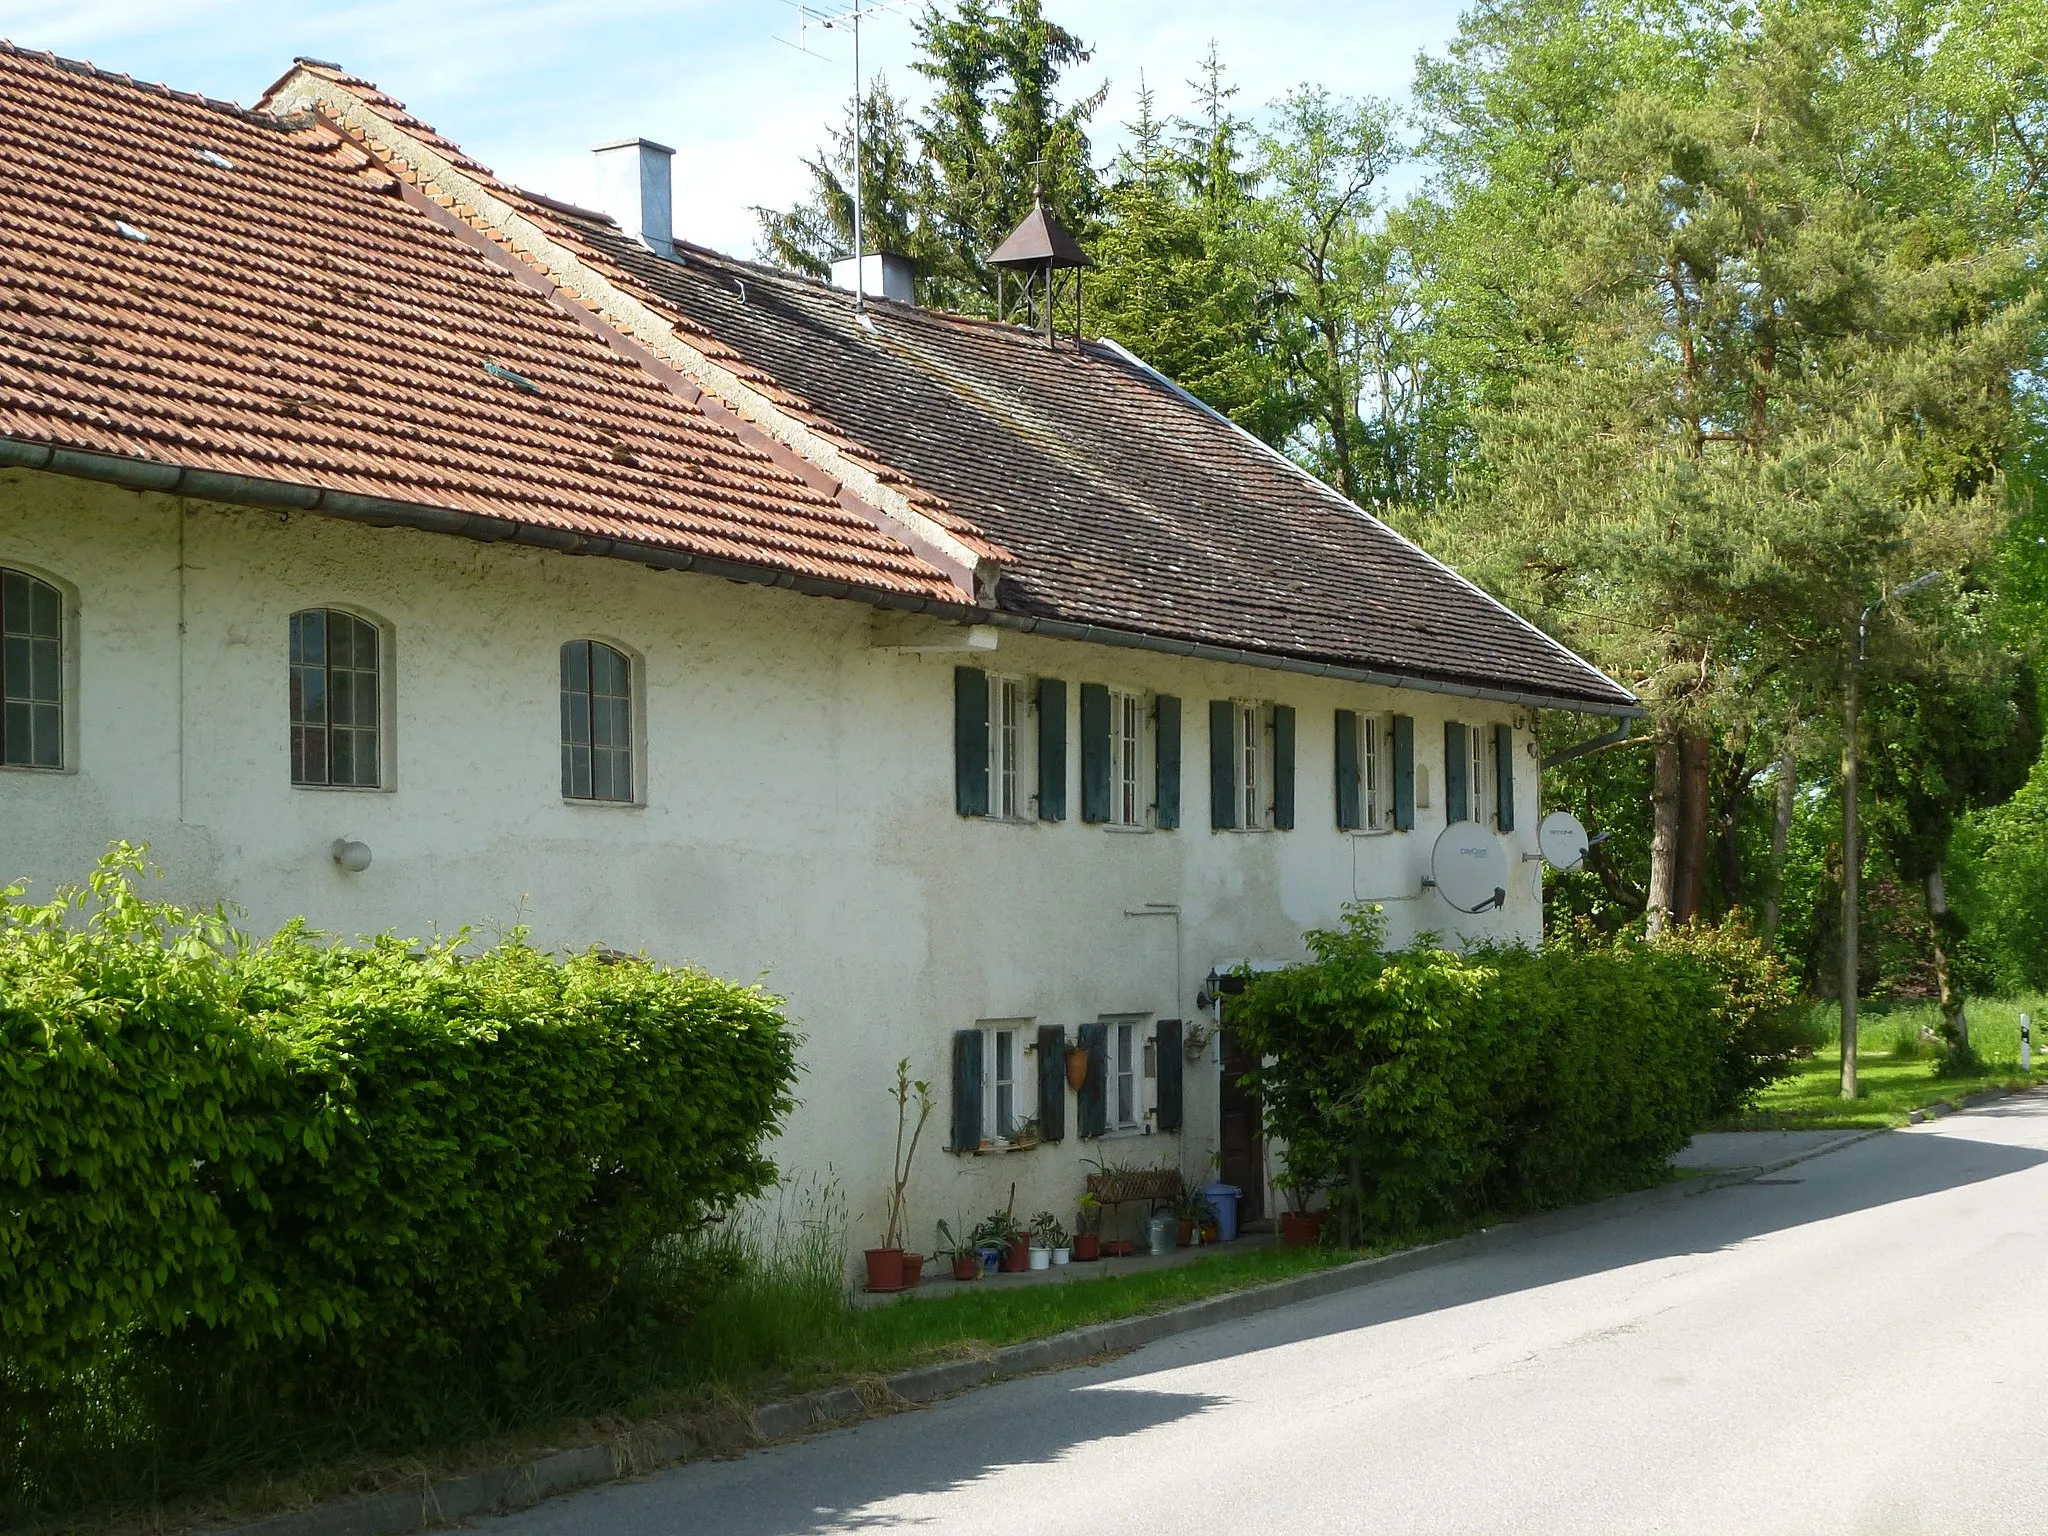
[1052,1247,1071,1265]
[1028,1245,1051,1271]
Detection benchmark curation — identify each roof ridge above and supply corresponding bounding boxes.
[0,37,281,127]
[259,61,1003,603]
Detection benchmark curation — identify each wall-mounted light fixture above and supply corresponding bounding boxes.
[330,838,371,873]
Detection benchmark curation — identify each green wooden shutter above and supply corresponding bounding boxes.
[1076,1022,1109,1138]
[1080,683,1110,823]
[1209,700,1237,829]
[954,668,989,818]
[1392,714,1415,831]
[1154,1019,1184,1131]
[950,1028,984,1152]
[1495,723,1516,832]
[1036,677,1067,821]
[1334,709,1361,831]
[1444,720,1468,824]
[1272,705,1296,830]
[1155,695,1182,830]
[1036,1024,1067,1144]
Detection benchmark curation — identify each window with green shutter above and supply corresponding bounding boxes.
[1036,677,1067,820]
[1155,695,1182,829]
[1334,709,1361,830]
[954,667,989,817]
[1272,705,1296,830]
[1080,682,1111,823]
[1392,714,1415,830]
[1495,723,1516,832]
[1209,700,1237,829]
[1444,719,1468,824]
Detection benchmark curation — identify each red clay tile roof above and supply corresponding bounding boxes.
[0,44,964,603]
[267,66,1631,711]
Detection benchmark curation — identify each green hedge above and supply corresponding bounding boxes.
[0,847,797,1389]
[1231,906,1800,1237]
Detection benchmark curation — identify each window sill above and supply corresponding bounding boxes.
[1347,827,1402,838]
[563,797,645,810]
[979,813,1036,826]
[1092,1125,1154,1141]
[292,782,391,793]
[967,1136,1042,1155]
[0,762,70,775]
[1102,822,1152,834]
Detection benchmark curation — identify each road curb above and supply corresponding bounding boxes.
[199,1122,1902,1536]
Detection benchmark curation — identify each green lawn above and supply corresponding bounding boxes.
[1717,994,2046,1131]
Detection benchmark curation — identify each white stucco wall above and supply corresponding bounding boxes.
[1,469,1549,1257]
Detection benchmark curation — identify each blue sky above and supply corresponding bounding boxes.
[0,1,1470,254]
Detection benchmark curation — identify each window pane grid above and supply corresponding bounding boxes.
[1110,690,1141,826]
[1,569,63,769]
[1237,703,1260,829]
[993,1028,1016,1138]
[1114,1022,1136,1127]
[989,677,1021,818]
[561,640,633,802]
[290,609,379,787]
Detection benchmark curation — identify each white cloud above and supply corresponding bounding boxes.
[0,0,1468,254]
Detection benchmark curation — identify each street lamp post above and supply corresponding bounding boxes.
[1841,570,1941,1099]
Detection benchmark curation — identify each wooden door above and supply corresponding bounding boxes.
[1217,1027,1265,1222]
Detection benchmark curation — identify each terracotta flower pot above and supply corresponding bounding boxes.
[903,1253,924,1288]
[1073,1232,1100,1261]
[953,1253,980,1281]
[864,1247,906,1292]
[1065,1043,1089,1091]
[1176,1220,1195,1247]
[1002,1235,1032,1273]
[1278,1211,1328,1248]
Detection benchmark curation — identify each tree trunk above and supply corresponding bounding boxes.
[1713,733,1752,919]
[1762,747,1796,945]
[1674,733,1712,923]
[1647,733,1681,938]
[1925,864,1968,1052]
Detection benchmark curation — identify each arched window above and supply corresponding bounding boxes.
[1,567,63,769]
[561,640,633,802]
[290,608,381,787]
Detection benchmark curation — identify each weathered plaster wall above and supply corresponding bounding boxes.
[1,469,1546,1254]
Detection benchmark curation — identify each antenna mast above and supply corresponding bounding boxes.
[778,0,908,314]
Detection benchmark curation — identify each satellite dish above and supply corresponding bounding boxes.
[1430,822,1508,913]
[1538,811,1591,872]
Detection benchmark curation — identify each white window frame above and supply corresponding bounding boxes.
[1235,699,1266,830]
[987,674,1026,821]
[982,1021,1025,1142]
[1355,711,1395,832]
[1468,722,1494,828]
[1108,687,1145,828]
[1105,1016,1148,1132]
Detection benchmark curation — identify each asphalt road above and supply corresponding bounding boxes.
[490,1097,2048,1536]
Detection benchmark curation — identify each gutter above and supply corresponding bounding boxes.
[0,440,1640,717]
[1541,717,1642,769]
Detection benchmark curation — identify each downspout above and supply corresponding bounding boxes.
[1541,716,1635,770]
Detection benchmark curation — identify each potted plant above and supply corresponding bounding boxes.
[1275,1158,1329,1249]
[866,1058,934,1292]
[1031,1210,1069,1266]
[935,1218,978,1282]
[1072,1192,1101,1261]
[971,1209,1028,1274]
[1172,1189,1215,1247]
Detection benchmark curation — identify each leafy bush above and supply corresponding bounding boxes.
[1231,906,1798,1239]
[1,847,798,1397]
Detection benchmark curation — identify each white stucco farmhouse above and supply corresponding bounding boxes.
[0,45,1639,1247]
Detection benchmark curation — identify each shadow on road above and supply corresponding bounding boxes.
[492,1100,2048,1535]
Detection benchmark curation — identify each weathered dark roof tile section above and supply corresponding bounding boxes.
[0,43,964,602]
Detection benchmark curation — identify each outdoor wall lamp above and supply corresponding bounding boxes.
[330,838,372,873]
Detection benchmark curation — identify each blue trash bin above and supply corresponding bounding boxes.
[1199,1182,1242,1242]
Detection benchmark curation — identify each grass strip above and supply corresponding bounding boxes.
[1715,994,2045,1131]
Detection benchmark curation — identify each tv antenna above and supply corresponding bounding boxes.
[776,0,910,313]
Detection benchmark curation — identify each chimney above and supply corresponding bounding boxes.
[830,252,915,305]
[592,138,676,255]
